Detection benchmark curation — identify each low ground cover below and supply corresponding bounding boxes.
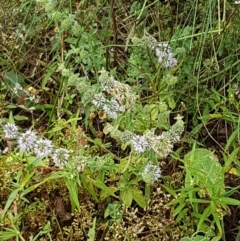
[1,1,240,240]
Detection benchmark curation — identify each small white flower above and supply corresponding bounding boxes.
[155,43,177,68]
[3,123,18,139]
[148,37,158,49]
[110,99,125,112]
[103,106,118,119]
[162,53,178,68]
[33,138,53,158]
[52,148,70,168]
[142,164,161,184]
[131,135,149,153]
[13,83,23,94]
[17,130,37,152]
[92,93,106,108]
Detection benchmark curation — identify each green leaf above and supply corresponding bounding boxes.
[197,206,211,233]
[87,178,118,198]
[4,71,26,88]
[150,106,158,121]
[64,176,80,211]
[173,202,186,217]
[210,201,222,238]
[42,62,58,88]
[120,188,133,207]
[176,208,188,223]
[220,196,240,206]
[132,189,147,208]
[80,175,98,202]
[118,157,131,173]
[2,189,19,217]
[87,217,96,241]
[0,227,19,240]
[13,115,29,121]
[184,148,224,197]
[100,186,118,200]
[161,184,177,197]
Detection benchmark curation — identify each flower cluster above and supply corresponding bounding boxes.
[3,123,19,139]
[98,69,137,110]
[17,130,38,152]
[1,122,71,168]
[145,131,173,158]
[52,148,70,168]
[91,69,137,119]
[129,115,184,157]
[92,93,125,119]
[147,36,177,68]
[131,135,149,153]
[141,164,161,185]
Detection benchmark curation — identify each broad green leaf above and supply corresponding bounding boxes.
[120,188,133,207]
[118,157,131,173]
[184,148,224,197]
[87,178,118,198]
[132,189,147,208]
[4,71,26,88]
[100,187,118,200]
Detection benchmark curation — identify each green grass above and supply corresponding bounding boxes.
[1,0,240,240]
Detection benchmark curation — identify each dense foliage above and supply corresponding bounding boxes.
[1,0,240,240]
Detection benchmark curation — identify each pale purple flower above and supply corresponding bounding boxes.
[131,135,149,153]
[155,43,177,68]
[142,164,161,184]
[3,123,18,139]
[92,93,106,108]
[93,93,124,119]
[33,138,53,158]
[52,148,70,167]
[17,130,37,152]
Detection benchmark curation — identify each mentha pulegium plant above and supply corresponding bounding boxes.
[105,115,184,159]
[1,122,73,170]
[98,69,137,110]
[91,69,137,119]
